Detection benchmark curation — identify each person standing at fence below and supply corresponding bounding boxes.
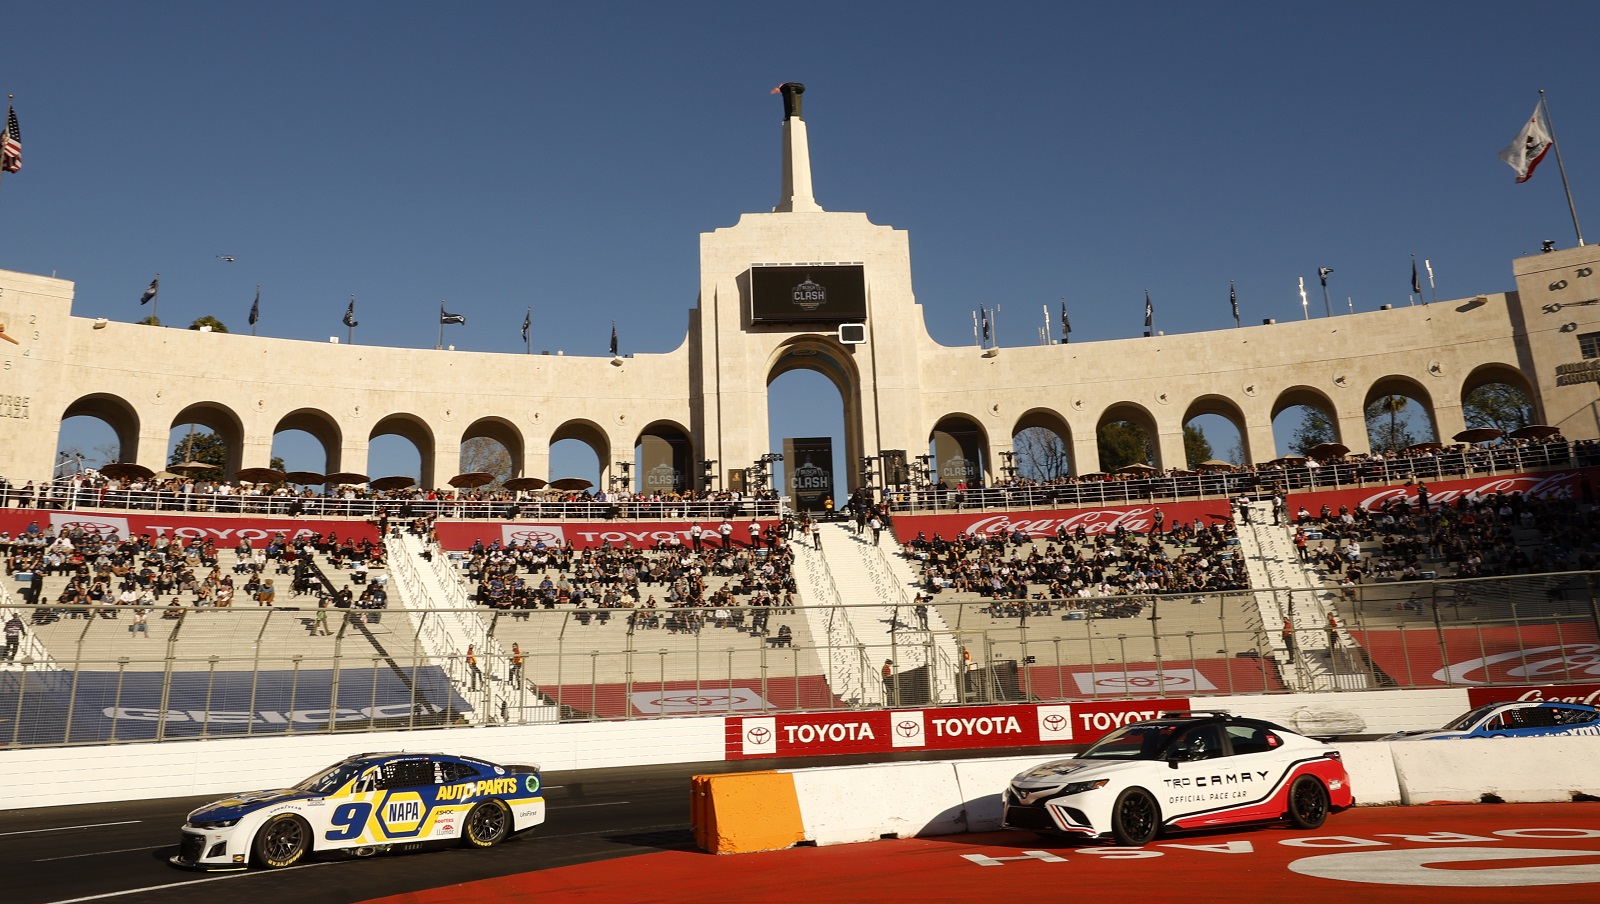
[690,523,703,551]
[466,644,482,691]
[508,642,525,689]
[719,520,733,548]
[314,596,331,635]
[1282,618,1297,655]
[869,514,883,545]
[882,659,895,698]
[809,517,821,549]
[3,612,24,661]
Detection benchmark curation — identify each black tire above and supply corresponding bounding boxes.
[253,814,311,869]
[461,800,510,848]
[1109,787,1160,846]
[1287,776,1329,830]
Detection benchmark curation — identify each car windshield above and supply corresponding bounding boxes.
[294,762,368,795]
[1079,723,1182,759]
[1441,704,1501,731]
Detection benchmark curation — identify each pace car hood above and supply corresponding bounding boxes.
[1011,758,1148,785]
[188,788,316,822]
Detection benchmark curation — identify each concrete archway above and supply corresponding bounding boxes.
[930,413,988,487]
[273,407,343,474]
[370,413,436,488]
[170,401,246,476]
[1011,407,1073,480]
[60,392,141,465]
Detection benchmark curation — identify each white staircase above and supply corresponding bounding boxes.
[789,528,877,706]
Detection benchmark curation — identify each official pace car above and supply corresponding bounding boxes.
[172,752,545,869]
[1002,711,1352,846]
[1380,701,1600,741]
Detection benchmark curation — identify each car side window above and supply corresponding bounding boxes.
[1225,724,1278,755]
[379,760,437,789]
[1553,707,1599,725]
[440,761,480,783]
[1172,725,1226,761]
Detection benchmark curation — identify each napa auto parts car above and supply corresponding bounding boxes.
[1002,711,1352,846]
[1381,701,1600,741]
[172,752,545,869]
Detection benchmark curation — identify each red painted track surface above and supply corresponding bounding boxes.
[365,803,1600,903]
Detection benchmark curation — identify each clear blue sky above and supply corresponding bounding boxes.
[4,2,1596,486]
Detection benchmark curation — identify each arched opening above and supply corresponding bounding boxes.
[1011,408,1072,481]
[460,417,524,485]
[930,414,988,488]
[272,408,342,475]
[767,338,859,510]
[369,413,434,487]
[1460,364,1539,436]
[58,392,140,471]
[168,402,245,480]
[1271,386,1341,458]
[549,419,609,491]
[1182,395,1248,466]
[635,420,692,496]
[1095,402,1158,471]
[1364,376,1438,454]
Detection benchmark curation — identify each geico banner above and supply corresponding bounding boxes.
[727,698,1189,759]
[0,509,380,543]
[894,501,1230,540]
[434,519,779,551]
[1467,683,1600,707]
[1289,468,1595,514]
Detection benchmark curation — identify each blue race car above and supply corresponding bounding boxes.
[171,752,544,869]
[1382,701,1600,741]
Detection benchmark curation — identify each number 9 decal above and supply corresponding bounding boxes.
[325,802,373,841]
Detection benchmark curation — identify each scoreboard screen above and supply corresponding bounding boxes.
[749,264,867,324]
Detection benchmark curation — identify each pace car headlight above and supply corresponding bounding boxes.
[190,818,241,829]
[1061,779,1110,795]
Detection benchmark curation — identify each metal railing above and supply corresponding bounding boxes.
[2,569,1594,749]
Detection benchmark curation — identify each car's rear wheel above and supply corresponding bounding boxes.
[461,800,510,848]
[1287,776,1329,829]
[253,814,311,868]
[1110,787,1160,846]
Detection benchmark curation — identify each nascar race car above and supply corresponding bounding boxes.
[1381,701,1600,741]
[172,752,544,870]
[1002,711,1352,846]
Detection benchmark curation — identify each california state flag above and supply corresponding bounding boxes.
[1499,104,1553,183]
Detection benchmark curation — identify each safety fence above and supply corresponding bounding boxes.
[1,570,1595,749]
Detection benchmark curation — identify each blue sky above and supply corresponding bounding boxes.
[4,2,1597,486]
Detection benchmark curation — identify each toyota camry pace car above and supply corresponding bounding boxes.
[1002,711,1352,846]
[172,752,545,869]
[1381,701,1600,741]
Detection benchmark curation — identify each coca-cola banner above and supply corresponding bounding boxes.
[727,698,1188,759]
[1352,623,1600,688]
[1466,684,1600,708]
[0,509,380,544]
[434,519,779,551]
[894,500,1233,540]
[1287,468,1593,516]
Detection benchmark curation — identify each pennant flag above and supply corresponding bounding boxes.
[1411,259,1421,296]
[1,104,21,174]
[440,303,466,325]
[342,297,358,328]
[248,286,260,326]
[139,275,159,306]
[1143,291,1153,328]
[1500,104,1553,183]
[609,321,619,355]
[521,307,531,343]
[1230,281,1239,323]
[1318,266,1334,287]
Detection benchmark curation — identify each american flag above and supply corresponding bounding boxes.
[1,105,20,174]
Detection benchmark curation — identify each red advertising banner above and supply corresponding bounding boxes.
[433,519,780,551]
[893,501,1232,541]
[0,509,380,544]
[726,698,1189,760]
[1351,623,1600,688]
[1289,468,1593,516]
[1466,683,1600,707]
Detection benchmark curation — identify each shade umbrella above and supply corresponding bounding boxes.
[168,460,215,474]
[234,467,287,484]
[99,462,154,480]
[547,477,594,491]
[448,471,497,489]
[151,470,181,481]
[1307,442,1350,461]
[1510,424,1561,439]
[284,471,326,485]
[1406,442,1444,452]
[1196,459,1236,471]
[1268,455,1307,467]
[1452,427,1503,443]
[503,476,548,492]
[370,475,417,491]
[1114,462,1157,474]
[323,471,370,486]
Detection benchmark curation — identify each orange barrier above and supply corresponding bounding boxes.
[691,771,805,854]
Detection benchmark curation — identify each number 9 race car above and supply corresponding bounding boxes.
[1003,711,1352,846]
[171,752,545,870]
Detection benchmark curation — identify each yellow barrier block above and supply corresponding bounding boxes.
[691,770,806,854]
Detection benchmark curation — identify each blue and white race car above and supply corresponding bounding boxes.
[1382,701,1600,741]
[172,752,545,869]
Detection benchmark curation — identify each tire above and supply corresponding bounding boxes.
[1287,776,1329,830]
[253,814,311,869]
[1109,787,1160,846]
[461,800,510,848]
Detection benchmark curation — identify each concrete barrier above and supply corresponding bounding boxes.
[691,771,805,854]
[1389,736,1600,804]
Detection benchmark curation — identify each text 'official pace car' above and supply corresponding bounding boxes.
[1003,711,1352,846]
[172,752,545,869]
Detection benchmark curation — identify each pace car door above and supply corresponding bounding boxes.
[1160,724,1299,828]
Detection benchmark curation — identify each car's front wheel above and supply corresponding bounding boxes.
[1287,776,1329,829]
[253,814,311,868]
[1110,787,1160,846]
[461,800,510,848]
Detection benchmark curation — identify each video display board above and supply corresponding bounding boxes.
[749,264,867,324]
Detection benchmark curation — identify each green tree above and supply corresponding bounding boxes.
[189,315,228,333]
[1097,421,1151,471]
[1182,423,1212,468]
[1463,383,1533,435]
[136,315,161,326]
[1289,407,1335,456]
[169,430,283,481]
[1011,426,1071,481]
[1366,395,1416,453]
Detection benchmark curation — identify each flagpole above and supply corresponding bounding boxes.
[438,301,445,350]
[525,306,532,354]
[251,285,259,336]
[347,294,355,345]
[1425,260,1438,304]
[972,310,979,348]
[1540,89,1585,247]
[1042,304,1051,345]
[0,94,10,197]
[152,273,160,325]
